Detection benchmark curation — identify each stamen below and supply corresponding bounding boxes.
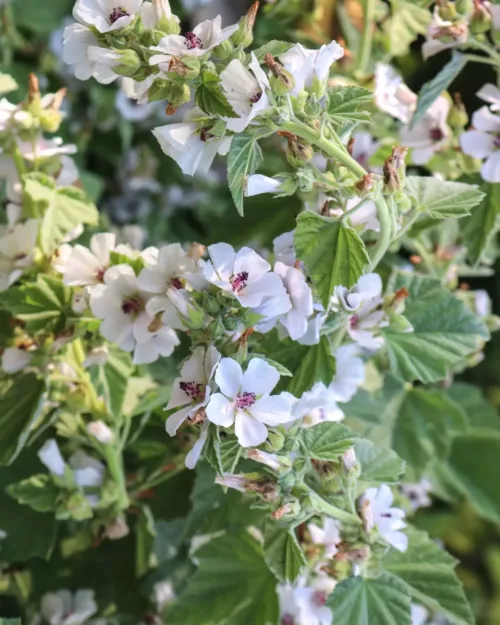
[249,91,262,104]
[170,277,183,290]
[184,32,203,50]
[109,7,130,24]
[230,271,249,293]
[235,391,256,409]
[180,381,204,400]
[429,127,444,142]
[121,297,142,314]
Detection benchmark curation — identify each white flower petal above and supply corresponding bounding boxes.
[215,358,242,398]
[206,392,236,427]
[242,358,280,395]
[234,412,268,447]
[250,395,292,425]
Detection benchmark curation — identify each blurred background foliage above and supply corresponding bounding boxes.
[1,0,500,623]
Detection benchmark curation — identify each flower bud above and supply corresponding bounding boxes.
[153,0,181,34]
[231,1,259,48]
[448,93,469,129]
[213,39,234,60]
[354,173,376,196]
[165,83,191,113]
[304,94,322,118]
[167,56,201,80]
[383,155,401,193]
[105,516,130,540]
[437,1,457,20]
[265,53,295,96]
[469,2,492,34]
[262,429,286,452]
[272,499,301,521]
[39,109,64,133]
[113,50,142,77]
[455,0,473,15]
[247,449,292,474]
[87,420,114,444]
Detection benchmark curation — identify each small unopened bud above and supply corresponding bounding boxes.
[83,346,109,368]
[165,83,191,114]
[383,155,401,193]
[448,93,468,129]
[470,0,492,34]
[113,49,142,76]
[272,499,301,521]
[354,173,376,195]
[247,449,292,473]
[105,516,130,540]
[28,73,40,102]
[360,498,374,533]
[213,39,234,60]
[87,420,114,444]
[153,0,181,34]
[342,447,358,471]
[304,94,322,117]
[456,0,473,15]
[168,56,200,80]
[437,0,457,20]
[265,53,295,96]
[262,428,285,452]
[231,1,259,48]
[278,130,313,166]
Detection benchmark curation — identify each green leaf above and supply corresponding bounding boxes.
[354,440,406,484]
[249,354,293,377]
[405,176,484,220]
[7,474,59,513]
[169,532,279,625]
[91,346,134,420]
[300,422,359,461]
[195,70,238,118]
[447,383,500,432]
[23,173,99,255]
[461,177,500,265]
[227,134,263,215]
[263,522,306,583]
[0,374,45,465]
[136,505,157,577]
[294,212,369,308]
[326,86,373,126]
[384,529,474,625]
[383,1,431,57]
[0,73,18,95]
[13,0,73,34]
[411,53,467,128]
[154,519,185,563]
[288,336,336,397]
[384,272,489,383]
[447,432,500,523]
[253,40,294,63]
[109,250,145,276]
[203,423,224,475]
[327,572,411,625]
[2,275,72,333]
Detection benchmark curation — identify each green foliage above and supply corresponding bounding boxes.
[384,529,474,625]
[354,440,406,484]
[327,572,412,625]
[299,422,359,461]
[405,176,484,219]
[91,346,134,420]
[253,41,294,62]
[12,0,73,35]
[227,134,263,215]
[460,177,500,265]
[263,522,306,583]
[383,1,431,57]
[294,212,369,308]
[0,73,18,95]
[195,70,238,118]
[384,273,489,383]
[169,532,279,625]
[8,474,59,513]
[288,336,336,396]
[326,86,373,126]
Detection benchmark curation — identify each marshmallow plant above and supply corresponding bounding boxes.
[1,2,500,625]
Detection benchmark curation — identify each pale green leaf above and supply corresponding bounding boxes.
[327,572,411,625]
[227,134,263,215]
[354,440,406,484]
[288,336,336,397]
[383,1,431,57]
[203,423,225,475]
[326,86,373,126]
[300,421,359,461]
[253,40,294,63]
[447,383,500,432]
[405,176,484,219]
[294,212,369,308]
[0,73,18,95]
[384,273,489,383]
[263,523,306,583]
[195,70,238,118]
[411,53,467,127]
[384,529,474,625]
[461,177,500,265]
[91,346,134,420]
[8,474,59,513]
[136,505,157,577]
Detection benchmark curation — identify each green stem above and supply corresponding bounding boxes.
[341,197,373,223]
[463,53,499,67]
[103,445,129,510]
[369,196,392,271]
[393,211,419,241]
[468,37,500,63]
[357,0,375,74]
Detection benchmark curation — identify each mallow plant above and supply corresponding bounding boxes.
[1,1,500,624]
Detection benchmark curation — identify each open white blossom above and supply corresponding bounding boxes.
[138,243,206,295]
[58,232,117,288]
[206,357,292,447]
[165,345,220,436]
[308,517,342,558]
[272,261,314,340]
[330,345,365,402]
[153,107,231,176]
[245,174,282,197]
[285,382,344,427]
[1,346,34,374]
[400,96,451,165]
[422,8,468,60]
[204,243,286,308]
[273,231,296,267]
[63,23,118,84]
[334,273,382,312]
[40,589,97,625]
[149,15,238,62]
[401,479,432,510]
[278,576,335,625]
[220,53,271,132]
[374,63,416,124]
[0,219,39,291]
[360,484,408,552]
[73,0,144,33]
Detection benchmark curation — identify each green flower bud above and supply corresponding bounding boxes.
[213,39,234,60]
[165,83,191,113]
[448,93,469,129]
[272,499,301,522]
[39,109,64,133]
[262,429,286,452]
[304,94,322,118]
[265,53,295,96]
[231,1,259,48]
[167,56,200,80]
[455,0,473,15]
[438,1,457,20]
[113,49,142,77]
[140,28,165,47]
[469,4,492,34]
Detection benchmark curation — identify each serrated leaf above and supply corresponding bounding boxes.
[447,383,500,432]
[0,374,45,465]
[326,86,373,126]
[287,337,336,397]
[23,173,99,255]
[384,529,474,625]
[405,176,484,219]
[354,440,406,484]
[91,346,134,420]
[411,53,467,128]
[169,532,279,625]
[383,1,431,57]
[460,177,500,265]
[8,474,59,513]
[384,273,489,383]
[227,134,263,215]
[327,572,412,625]
[263,522,306,583]
[195,70,238,118]
[294,212,369,308]
[203,423,224,475]
[300,421,359,461]
[253,40,294,63]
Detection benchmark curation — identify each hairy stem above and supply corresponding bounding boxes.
[369,196,392,271]
[103,445,130,510]
[357,0,375,74]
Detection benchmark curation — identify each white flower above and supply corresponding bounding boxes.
[272,261,313,340]
[334,273,382,312]
[245,174,282,197]
[308,517,341,558]
[220,53,272,132]
[17,137,77,161]
[279,40,344,96]
[422,8,468,60]
[87,420,114,444]
[38,439,67,477]
[360,484,408,552]
[330,345,364,402]
[74,0,144,33]
[278,577,335,625]
[273,231,296,267]
[130,315,180,364]
[185,421,210,469]
[400,479,432,510]
[251,289,293,334]
[344,197,379,231]
[149,15,238,61]
[350,131,380,172]
[411,604,429,625]
[58,232,117,288]
[400,96,451,165]
[140,0,179,29]
[69,450,106,503]
[476,83,500,111]
[475,289,491,317]
[122,74,157,104]
[83,346,109,367]
[0,219,39,291]
[490,4,500,30]
[63,23,118,84]
[297,309,327,346]
[206,357,292,447]
[204,243,285,308]
[286,382,344,427]
[40,589,97,625]
[374,63,417,124]
[1,347,33,374]
[153,107,231,176]
[460,103,500,183]
[154,580,176,611]
[165,345,220,436]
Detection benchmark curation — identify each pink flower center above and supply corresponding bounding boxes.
[96,268,106,281]
[350,314,360,329]
[121,297,143,315]
[282,616,295,625]
[170,277,183,289]
[235,391,256,409]
[249,91,262,104]
[185,32,203,49]
[230,271,249,293]
[494,135,500,148]
[313,591,327,607]
[109,7,130,23]
[429,127,444,142]
[180,381,204,400]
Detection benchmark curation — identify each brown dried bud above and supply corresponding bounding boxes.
[28,73,40,101]
[354,173,376,194]
[383,155,401,193]
[391,146,408,171]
